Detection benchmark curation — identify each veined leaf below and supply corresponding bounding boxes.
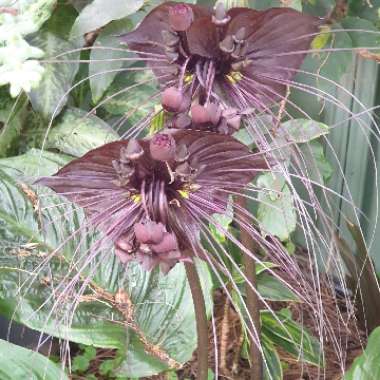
[257,173,297,241]
[28,31,79,120]
[261,309,323,367]
[0,339,68,380]
[46,107,119,157]
[344,326,380,380]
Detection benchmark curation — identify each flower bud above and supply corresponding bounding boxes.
[173,113,192,129]
[191,104,210,124]
[150,133,176,162]
[169,4,194,32]
[162,87,183,112]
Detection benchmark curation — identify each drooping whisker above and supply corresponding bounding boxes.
[42,56,168,65]
[187,191,312,304]
[85,71,173,119]
[50,45,167,61]
[39,66,171,160]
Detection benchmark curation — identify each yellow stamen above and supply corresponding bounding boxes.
[132,194,142,204]
[184,73,194,84]
[177,189,190,199]
[226,71,243,84]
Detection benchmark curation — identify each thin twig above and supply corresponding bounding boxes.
[185,261,209,380]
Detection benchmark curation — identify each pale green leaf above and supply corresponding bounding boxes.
[344,326,380,380]
[46,107,119,157]
[28,31,79,120]
[257,173,297,241]
[0,339,68,380]
[70,0,144,42]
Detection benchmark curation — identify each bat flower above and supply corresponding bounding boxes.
[121,2,320,133]
[37,130,267,273]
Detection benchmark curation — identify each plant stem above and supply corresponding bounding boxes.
[185,261,209,380]
[236,196,263,380]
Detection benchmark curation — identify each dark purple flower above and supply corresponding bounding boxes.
[121,2,320,133]
[37,130,267,273]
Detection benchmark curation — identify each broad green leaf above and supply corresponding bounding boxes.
[102,70,158,128]
[303,0,336,17]
[209,197,234,243]
[0,149,72,179]
[317,23,353,95]
[348,0,380,24]
[341,17,380,49]
[257,273,299,302]
[0,338,68,380]
[344,326,380,380]
[257,173,297,241]
[280,119,329,143]
[115,261,213,378]
[299,140,333,183]
[46,107,119,157]
[89,19,134,103]
[28,31,79,120]
[70,0,144,42]
[0,90,28,158]
[261,309,322,367]
[262,336,283,380]
[44,1,79,40]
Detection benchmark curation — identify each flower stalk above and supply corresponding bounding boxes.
[236,196,263,380]
[185,261,209,380]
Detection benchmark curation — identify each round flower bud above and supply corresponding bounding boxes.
[191,104,210,124]
[150,133,176,162]
[162,87,184,112]
[173,113,192,129]
[169,4,194,32]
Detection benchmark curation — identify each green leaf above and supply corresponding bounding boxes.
[257,173,297,241]
[0,149,72,179]
[209,197,234,243]
[341,17,380,49]
[261,309,322,367]
[0,90,28,158]
[348,0,380,24]
[72,355,91,373]
[82,346,97,360]
[299,140,333,183]
[28,31,79,120]
[344,326,380,380]
[0,339,69,380]
[115,261,213,378]
[89,18,134,103]
[70,0,144,42]
[280,119,329,143]
[262,336,283,380]
[46,107,119,157]
[257,273,299,302]
[102,70,158,128]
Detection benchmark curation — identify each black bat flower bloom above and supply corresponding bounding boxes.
[121,1,321,134]
[37,130,267,273]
